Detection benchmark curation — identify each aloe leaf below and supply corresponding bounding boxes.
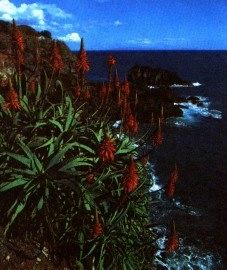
[0,178,27,192]
[116,136,135,154]
[49,119,63,132]
[75,261,84,270]
[5,200,27,235]
[14,168,37,176]
[59,157,92,172]
[81,242,98,260]
[37,196,44,211]
[57,105,63,117]
[36,136,54,149]
[45,186,49,198]
[0,94,5,104]
[27,136,48,148]
[20,95,30,113]
[33,154,43,172]
[46,142,77,170]
[56,80,64,103]
[48,143,55,157]
[64,97,74,131]
[110,203,130,227]
[5,152,31,168]
[73,142,95,154]
[90,126,104,143]
[35,83,42,104]
[17,138,34,160]
[40,68,48,94]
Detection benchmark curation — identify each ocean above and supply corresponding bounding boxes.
[87,51,227,270]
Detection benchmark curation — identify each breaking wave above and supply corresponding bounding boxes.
[170,96,222,127]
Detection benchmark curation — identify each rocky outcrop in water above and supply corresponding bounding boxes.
[128,65,190,87]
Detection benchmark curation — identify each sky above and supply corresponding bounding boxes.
[0,0,226,50]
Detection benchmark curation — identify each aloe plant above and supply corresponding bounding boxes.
[0,26,157,269]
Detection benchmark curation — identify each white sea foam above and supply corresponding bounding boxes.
[148,85,159,89]
[170,84,190,88]
[174,200,202,216]
[192,82,202,87]
[170,82,202,88]
[112,120,121,128]
[171,96,222,127]
[154,236,222,270]
[148,82,202,89]
[180,100,222,120]
[148,163,162,192]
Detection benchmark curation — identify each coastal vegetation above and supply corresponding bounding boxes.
[0,20,180,269]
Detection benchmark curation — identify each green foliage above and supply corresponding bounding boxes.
[0,82,154,270]
[0,39,156,269]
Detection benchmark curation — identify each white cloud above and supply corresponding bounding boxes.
[0,0,16,15]
[114,20,122,26]
[129,38,152,45]
[38,4,72,19]
[1,13,12,21]
[95,0,110,2]
[0,0,71,28]
[162,37,187,44]
[58,32,81,42]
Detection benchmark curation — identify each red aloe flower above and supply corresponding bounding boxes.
[12,19,24,71]
[28,79,36,94]
[114,70,120,89]
[100,83,107,102]
[152,129,164,146]
[84,89,91,101]
[117,90,126,107]
[86,173,95,184]
[13,28,24,52]
[93,222,103,238]
[12,20,24,52]
[51,41,64,72]
[122,77,130,96]
[4,89,21,110]
[123,114,139,134]
[141,154,149,166]
[75,38,90,74]
[92,209,103,238]
[107,54,116,68]
[107,83,112,93]
[0,78,9,88]
[99,135,116,163]
[165,165,179,198]
[74,85,81,98]
[107,54,113,84]
[166,221,179,252]
[172,164,179,183]
[122,159,139,193]
[122,99,130,115]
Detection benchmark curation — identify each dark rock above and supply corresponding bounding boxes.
[197,102,204,107]
[166,104,183,117]
[39,30,52,39]
[128,65,189,87]
[18,25,38,37]
[179,105,188,109]
[187,96,200,104]
[0,20,10,34]
[156,265,168,270]
[174,96,187,103]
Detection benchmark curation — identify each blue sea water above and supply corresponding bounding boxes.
[87,50,227,269]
